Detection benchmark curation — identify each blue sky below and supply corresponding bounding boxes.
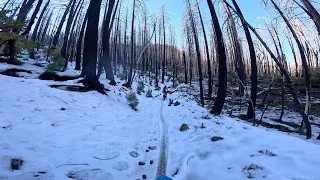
[146,0,268,42]
[145,0,294,62]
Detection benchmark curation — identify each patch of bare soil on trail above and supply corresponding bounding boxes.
[0,57,23,65]
[50,85,94,93]
[238,116,297,133]
[39,72,80,81]
[50,84,110,93]
[0,68,32,77]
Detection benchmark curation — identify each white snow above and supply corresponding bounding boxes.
[1,57,320,180]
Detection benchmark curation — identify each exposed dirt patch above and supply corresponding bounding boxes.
[0,57,23,65]
[50,85,94,93]
[39,71,80,81]
[33,63,45,67]
[239,115,296,133]
[0,68,32,77]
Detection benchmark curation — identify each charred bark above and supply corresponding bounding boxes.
[207,0,227,115]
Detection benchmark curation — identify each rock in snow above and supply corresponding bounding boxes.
[180,124,189,131]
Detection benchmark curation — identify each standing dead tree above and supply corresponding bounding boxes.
[195,0,213,97]
[186,0,205,107]
[207,0,227,115]
[224,0,312,139]
[31,0,50,41]
[228,0,258,120]
[268,0,312,120]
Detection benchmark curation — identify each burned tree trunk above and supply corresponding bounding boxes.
[288,36,299,77]
[270,0,312,121]
[40,12,52,42]
[76,13,87,71]
[123,0,136,87]
[101,0,119,85]
[300,0,320,28]
[16,0,36,27]
[225,4,245,95]
[183,51,188,84]
[20,0,43,36]
[9,39,15,62]
[52,0,74,46]
[196,0,213,96]
[224,1,312,139]
[187,0,204,107]
[155,20,159,88]
[207,0,227,115]
[31,0,50,41]
[161,8,166,84]
[81,0,105,94]
[230,0,257,119]
[61,0,78,60]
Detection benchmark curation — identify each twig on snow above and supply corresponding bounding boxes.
[93,153,120,160]
[187,155,196,166]
[53,95,68,104]
[56,163,89,168]
[93,125,103,132]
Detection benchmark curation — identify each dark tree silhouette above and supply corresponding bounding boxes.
[31,0,50,41]
[230,0,257,120]
[207,0,227,115]
[81,0,105,94]
[21,0,43,36]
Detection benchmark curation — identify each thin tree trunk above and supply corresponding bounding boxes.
[270,0,312,122]
[183,51,188,84]
[9,39,15,61]
[188,0,204,106]
[196,0,212,96]
[300,0,320,29]
[52,0,74,46]
[230,0,257,119]
[21,0,43,36]
[101,0,117,85]
[75,13,87,71]
[161,9,166,84]
[40,12,52,42]
[16,0,36,31]
[31,0,50,41]
[288,36,299,77]
[225,1,312,139]
[123,0,136,87]
[61,0,77,60]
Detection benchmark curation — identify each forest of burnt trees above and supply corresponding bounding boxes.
[1,0,320,139]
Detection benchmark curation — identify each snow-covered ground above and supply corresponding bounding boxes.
[1,57,320,180]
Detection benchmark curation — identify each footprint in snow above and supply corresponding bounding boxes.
[112,161,129,171]
[242,164,271,179]
[130,151,139,158]
[67,169,112,180]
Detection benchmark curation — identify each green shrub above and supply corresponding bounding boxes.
[126,91,139,111]
[137,81,145,95]
[47,58,65,72]
[166,74,172,82]
[46,47,65,72]
[146,89,153,98]
[177,76,185,84]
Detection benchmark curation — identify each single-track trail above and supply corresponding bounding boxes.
[156,99,169,179]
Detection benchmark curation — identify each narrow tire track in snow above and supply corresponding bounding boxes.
[156,99,168,179]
